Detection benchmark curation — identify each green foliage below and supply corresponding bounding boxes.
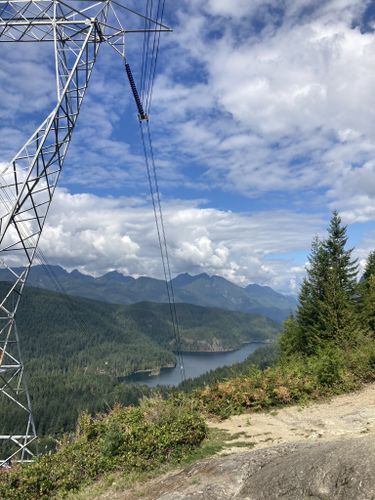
[127,301,279,352]
[0,283,278,439]
[358,253,375,334]
[362,250,375,282]
[0,398,207,499]
[278,316,302,358]
[324,210,358,295]
[313,347,344,387]
[195,340,375,418]
[283,211,362,357]
[0,371,151,439]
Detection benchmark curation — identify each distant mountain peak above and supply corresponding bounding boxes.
[103,270,127,280]
[195,272,211,280]
[246,283,273,291]
[0,264,296,323]
[69,269,96,282]
[172,272,204,287]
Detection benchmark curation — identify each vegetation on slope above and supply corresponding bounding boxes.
[0,398,206,500]
[126,301,278,352]
[10,285,278,378]
[194,212,375,417]
[0,286,278,441]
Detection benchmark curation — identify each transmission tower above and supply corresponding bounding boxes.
[0,0,170,466]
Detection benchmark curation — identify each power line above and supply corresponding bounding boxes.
[138,119,186,382]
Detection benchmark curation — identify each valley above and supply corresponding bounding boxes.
[0,280,280,438]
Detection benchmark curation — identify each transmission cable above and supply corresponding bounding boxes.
[138,120,186,382]
[145,0,165,114]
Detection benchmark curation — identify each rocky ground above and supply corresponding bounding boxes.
[94,383,375,499]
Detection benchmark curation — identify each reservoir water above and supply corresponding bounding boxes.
[126,342,263,387]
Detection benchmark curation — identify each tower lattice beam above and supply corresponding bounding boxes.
[0,0,109,466]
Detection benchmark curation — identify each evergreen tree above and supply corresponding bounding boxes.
[323,210,358,296]
[278,315,303,357]
[315,211,361,349]
[294,237,331,354]
[359,251,375,334]
[285,211,362,356]
[363,250,375,282]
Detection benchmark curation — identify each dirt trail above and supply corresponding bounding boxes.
[209,382,375,454]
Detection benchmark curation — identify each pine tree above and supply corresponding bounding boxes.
[363,250,375,282]
[296,238,330,354]
[278,315,302,358]
[315,212,361,349]
[360,275,375,334]
[289,211,362,356]
[323,210,358,296]
[359,251,375,334]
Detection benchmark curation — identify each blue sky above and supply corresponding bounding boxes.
[0,0,374,293]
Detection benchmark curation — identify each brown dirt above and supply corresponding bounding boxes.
[208,382,375,454]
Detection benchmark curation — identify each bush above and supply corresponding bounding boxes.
[0,397,207,499]
[312,347,344,387]
[195,338,375,418]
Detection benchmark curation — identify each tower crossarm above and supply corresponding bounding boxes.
[0,0,107,42]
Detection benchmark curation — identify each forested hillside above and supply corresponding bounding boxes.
[0,284,278,440]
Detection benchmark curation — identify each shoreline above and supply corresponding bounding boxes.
[126,340,273,378]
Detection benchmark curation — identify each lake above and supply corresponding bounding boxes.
[126,342,263,387]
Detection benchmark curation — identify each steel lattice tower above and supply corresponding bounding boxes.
[0,0,170,466]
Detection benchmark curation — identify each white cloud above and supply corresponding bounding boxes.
[151,0,375,211]
[34,189,325,292]
[0,0,374,295]
[327,160,375,223]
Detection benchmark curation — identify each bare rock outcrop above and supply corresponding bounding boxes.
[124,435,375,499]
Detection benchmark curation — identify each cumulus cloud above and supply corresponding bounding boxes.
[151,0,375,212]
[327,160,375,223]
[34,189,324,292]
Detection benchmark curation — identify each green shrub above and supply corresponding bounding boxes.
[0,397,207,499]
[311,347,344,387]
[196,338,375,418]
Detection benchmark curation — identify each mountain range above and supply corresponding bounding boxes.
[0,265,297,323]
[8,283,279,378]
